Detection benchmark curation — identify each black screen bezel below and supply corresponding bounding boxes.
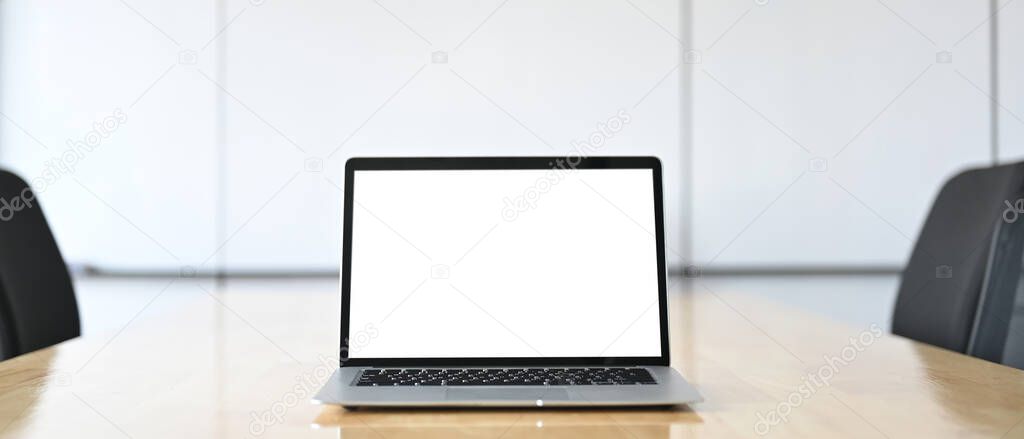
[339,156,670,367]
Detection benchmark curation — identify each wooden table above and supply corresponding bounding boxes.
[1,278,1023,438]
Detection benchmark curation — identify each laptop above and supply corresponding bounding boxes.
[314,156,702,407]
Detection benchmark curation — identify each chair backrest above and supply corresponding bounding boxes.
[0,169,80,360]
[892,162,1024,354]
[968,206,1024,368]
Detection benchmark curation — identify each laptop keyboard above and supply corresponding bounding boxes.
[355,367,656,386]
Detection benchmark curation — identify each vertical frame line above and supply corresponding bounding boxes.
[680,0,694,269]
[990,0,1000,165]
[214,0,228,285]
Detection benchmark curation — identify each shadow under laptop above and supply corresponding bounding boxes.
[312,404,703,437]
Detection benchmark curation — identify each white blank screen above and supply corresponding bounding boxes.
[347,168,662,358]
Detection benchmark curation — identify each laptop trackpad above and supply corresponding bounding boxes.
[445,388,570,401]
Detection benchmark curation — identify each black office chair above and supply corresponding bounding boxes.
[0,169,80,360]
[891,161,1024,367]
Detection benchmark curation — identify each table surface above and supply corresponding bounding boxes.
[0,278,1023,438]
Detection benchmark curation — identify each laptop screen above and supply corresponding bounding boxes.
[345,167,663,360]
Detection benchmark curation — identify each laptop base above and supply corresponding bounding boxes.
[313,366,702,408]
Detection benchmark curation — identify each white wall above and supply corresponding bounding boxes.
[997,0,1024,162]
[0,0,219,271]
[0,0,1012,272]
[218,0,684,270]
[0,0,684,272]
[690,0,996,268]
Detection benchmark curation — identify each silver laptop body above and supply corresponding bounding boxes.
[314,156,702,408]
